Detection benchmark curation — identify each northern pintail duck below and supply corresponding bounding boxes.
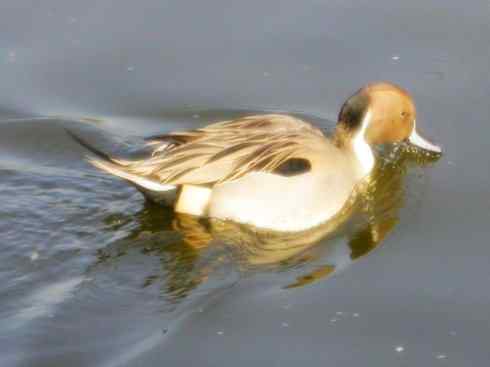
[73,82,441,232]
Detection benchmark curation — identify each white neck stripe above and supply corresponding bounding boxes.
[352,109,375,175]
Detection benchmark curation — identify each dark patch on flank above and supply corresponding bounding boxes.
[273,158,311,176]
[338,92,370,131]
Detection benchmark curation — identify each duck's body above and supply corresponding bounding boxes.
[73,82,441,232]
[176,133,360,231]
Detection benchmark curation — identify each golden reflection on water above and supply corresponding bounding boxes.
[93,144,440,299]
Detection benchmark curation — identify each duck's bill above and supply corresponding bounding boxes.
[408,129,442,153]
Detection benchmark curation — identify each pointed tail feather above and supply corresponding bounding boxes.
[65,128,120,165]
[87,158,174,192]
[66,129,177,204]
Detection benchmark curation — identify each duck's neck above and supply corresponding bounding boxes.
[334,110,375,177]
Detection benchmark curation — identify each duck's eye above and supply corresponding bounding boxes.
[400,111,407,118]
[273,158,311,176]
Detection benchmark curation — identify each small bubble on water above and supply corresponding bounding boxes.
[281,322,289,328]
[68,16,78,23]
[30,251,39,261]
[263,71,271,77]
[217,331,224,335]
[395,346,405,353]
[392,55,400,61]
[336,311,343,316]
[353,313,360,318]
[192,114,200,119]
[436,354,447,360]
[449,331,457,336]
[7,51,16,63]
[330,318,337,323]
[127,66,135,72]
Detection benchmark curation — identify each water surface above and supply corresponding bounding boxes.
[1,0,490,366]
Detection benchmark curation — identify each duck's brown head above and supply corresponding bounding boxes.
[336,82,441,153]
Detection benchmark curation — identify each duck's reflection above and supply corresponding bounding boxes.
[92,145,439,300]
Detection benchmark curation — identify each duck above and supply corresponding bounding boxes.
[70,82,441,232]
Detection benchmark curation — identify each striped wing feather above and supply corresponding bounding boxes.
[120,114,326,186]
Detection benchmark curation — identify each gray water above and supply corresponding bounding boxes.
[1,1,490,366]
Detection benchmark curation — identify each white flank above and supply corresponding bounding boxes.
[175,185,212,216]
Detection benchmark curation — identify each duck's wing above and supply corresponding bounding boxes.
[115,114,327,186]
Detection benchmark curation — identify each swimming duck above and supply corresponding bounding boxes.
[72,82,441,232]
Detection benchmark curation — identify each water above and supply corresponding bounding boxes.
[1,0,490,366]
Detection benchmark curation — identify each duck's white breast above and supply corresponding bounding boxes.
[207,171,354,232]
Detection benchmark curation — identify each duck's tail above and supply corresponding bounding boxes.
[66,129,177,205]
